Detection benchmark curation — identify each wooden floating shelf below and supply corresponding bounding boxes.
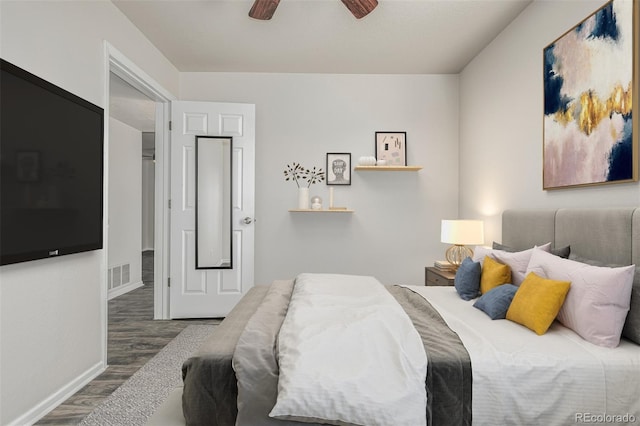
[354,166,422,171]
[288,209,354,213]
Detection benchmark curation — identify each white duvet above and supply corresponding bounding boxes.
[270,273,428,426]
[406,286,640,426]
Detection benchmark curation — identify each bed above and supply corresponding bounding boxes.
[181,207,640,426]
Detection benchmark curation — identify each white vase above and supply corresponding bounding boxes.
[298,187,310,209]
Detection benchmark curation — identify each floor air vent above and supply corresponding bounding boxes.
[112,266,122,288]
[109,263,132,290]
[121,264,130,285]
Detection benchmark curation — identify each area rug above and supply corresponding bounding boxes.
[80,324,216,426]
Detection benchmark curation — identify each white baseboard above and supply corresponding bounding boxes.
[8,361,105,426]
[108,280,144,300]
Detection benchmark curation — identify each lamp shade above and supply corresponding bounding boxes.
[440,220,484,245]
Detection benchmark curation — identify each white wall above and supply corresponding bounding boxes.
[108,118,143,294]
[142,158,155,251]
[459,0,640,244]
[142,133,155,252]
[180,73,460,286]
[0,2,178,424]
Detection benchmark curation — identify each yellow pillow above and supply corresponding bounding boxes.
[480,256,512,294]
[506,272,571,335]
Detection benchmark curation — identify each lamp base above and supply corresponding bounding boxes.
[445,245,473,269]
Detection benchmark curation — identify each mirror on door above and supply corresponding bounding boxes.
[196,135,232,269]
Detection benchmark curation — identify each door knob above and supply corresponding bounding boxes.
[243,217,254,224]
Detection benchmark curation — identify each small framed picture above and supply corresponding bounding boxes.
[326,153,351,185]
[375,132,406,166]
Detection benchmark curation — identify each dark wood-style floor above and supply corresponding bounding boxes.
[36,251,221,425]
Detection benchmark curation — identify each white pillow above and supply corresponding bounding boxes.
[473,242,551,286]
[526,248,635,348]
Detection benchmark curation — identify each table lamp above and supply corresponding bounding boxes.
[440,220,484,268]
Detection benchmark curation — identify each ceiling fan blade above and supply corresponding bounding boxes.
[248,0,281,20]
[341,0,378,19]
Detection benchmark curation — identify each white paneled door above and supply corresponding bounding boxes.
[170,101,255,318]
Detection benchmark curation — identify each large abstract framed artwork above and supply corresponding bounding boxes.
[543,0,638,189]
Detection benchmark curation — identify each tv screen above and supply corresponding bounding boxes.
[1,59,104,266]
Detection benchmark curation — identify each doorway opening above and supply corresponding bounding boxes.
[105,44,175,354]
[107,72,155,301]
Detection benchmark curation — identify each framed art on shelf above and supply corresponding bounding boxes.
[542,0,638,189]
[375,132,407,166]
[326,153,351,185]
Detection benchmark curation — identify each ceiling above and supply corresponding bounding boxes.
[109,0,532,133]
[112,0,532,75]
[109,73,157,133]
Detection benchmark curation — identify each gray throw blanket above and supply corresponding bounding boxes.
[389,286,472,426]
[181,283,472,426]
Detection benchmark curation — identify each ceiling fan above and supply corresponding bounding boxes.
[249,0,378,20]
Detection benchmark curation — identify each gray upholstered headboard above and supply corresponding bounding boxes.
[501,207,639,344]
[502,207,639,268]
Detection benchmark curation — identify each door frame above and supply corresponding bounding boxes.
[104,43,175,355]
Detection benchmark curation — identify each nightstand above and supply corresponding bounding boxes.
[425,267,456,286]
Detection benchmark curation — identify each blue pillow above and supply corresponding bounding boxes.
[473,284,518,319]
[454,257,481,300]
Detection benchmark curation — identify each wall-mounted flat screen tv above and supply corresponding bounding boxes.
[1,59,104,266]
